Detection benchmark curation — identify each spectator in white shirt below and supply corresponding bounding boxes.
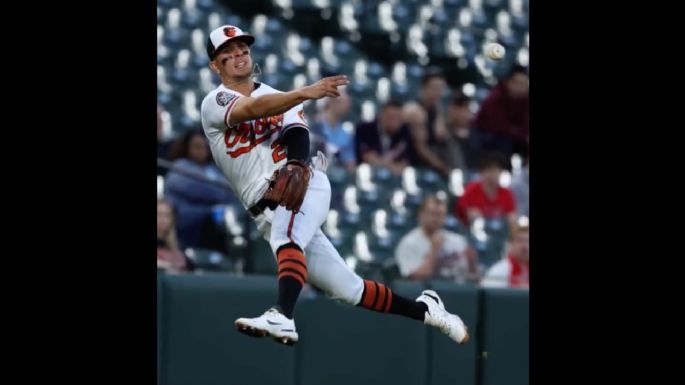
[395,195,478,283]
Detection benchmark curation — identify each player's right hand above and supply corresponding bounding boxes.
[301,75,349,99]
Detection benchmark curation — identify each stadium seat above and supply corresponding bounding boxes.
[186,248,233,272]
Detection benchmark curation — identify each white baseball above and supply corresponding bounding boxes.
[485,43,505,60]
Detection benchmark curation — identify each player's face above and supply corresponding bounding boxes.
[380,106,403,135]
[213,40,253,79]
[506,73,529,99]
[420,200,447,233]
[157,202,173,236]
[510,231,529,261]
[188,134,209,164]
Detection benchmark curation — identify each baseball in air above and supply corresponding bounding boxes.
[484,43,505,60]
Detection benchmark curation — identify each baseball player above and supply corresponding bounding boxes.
[200,24,469,346]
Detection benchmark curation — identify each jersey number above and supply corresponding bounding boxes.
[271,140,286,163]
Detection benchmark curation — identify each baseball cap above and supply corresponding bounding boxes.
[206,25,255,60]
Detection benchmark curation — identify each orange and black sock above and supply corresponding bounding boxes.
[356,280,428,321]
[275,243,307,319]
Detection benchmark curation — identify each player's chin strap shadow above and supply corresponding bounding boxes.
[252,63,262,77]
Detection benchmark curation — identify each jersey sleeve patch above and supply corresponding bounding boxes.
[216,91,237,107]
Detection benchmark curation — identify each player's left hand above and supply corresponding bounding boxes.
[263,160,312,213]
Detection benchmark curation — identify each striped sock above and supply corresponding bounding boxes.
[357,280,427,321]
[276,243,307,319]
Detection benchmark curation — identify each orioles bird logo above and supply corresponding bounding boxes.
[224,27,236,37]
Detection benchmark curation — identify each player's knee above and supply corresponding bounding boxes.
[270,236,304,255]
[330,277,364,305]
[275,241,303,254]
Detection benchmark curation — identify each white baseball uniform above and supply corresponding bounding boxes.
[201,81,364,305]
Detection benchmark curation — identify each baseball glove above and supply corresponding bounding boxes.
[263,159,312,213]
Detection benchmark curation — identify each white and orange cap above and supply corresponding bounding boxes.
[206,25,255,60]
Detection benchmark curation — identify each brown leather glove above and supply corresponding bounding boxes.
[263,160,312,213]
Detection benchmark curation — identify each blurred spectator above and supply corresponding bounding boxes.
[310,91,355,172]
[157,104,172,176]
[157,104,163,133]
[510,157,529,217]
[157,199,193,273]
[164,130,236,251]
[474,65,529,161]
[355,100,416,174]
[395,195,478,283]
[481,224,529,288]
[432,92,482,172]
[403,68,452,178]
[455,152,517,231]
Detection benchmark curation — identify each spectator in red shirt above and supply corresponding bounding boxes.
[455,152,517,231]
[474,65,528,162]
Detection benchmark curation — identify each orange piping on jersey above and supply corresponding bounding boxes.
[287,212,296,242]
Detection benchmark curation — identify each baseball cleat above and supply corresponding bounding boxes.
[235,307,299,346]
[417,290,470,345]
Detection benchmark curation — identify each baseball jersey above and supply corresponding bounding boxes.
[200,82,308,209]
